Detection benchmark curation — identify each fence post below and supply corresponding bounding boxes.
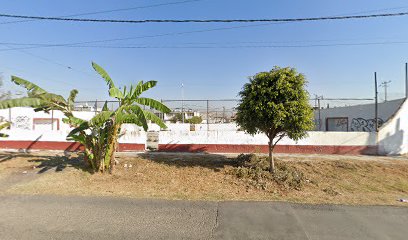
[8,108,11,129]
[95,99,97,115]
[206,100,209,132]
[375,72,378,132]
[51,110,54,130]
[318,98,321,131]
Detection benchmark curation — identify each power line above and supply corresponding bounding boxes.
[2,40,408,51]
[1,44,98,82]
[0,0,206,25]
[0,11,407,24]
[0,22,288,52]
[0,37,405,46]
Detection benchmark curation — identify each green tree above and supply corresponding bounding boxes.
[170,113,183,123]
[187,116,202,124]
[236,66,314,173]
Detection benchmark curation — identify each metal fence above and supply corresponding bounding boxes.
[73,99,240,124]
[73,97,386,127]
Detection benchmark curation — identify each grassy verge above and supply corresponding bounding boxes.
[1,151,408,206]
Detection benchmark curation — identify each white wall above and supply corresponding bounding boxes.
[378,99,408,155]
[159,130,376,146]
[3,106,408,154]
[315,98,404,131]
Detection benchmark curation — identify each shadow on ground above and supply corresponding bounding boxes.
[28,154,89,174]
[0,154,23,163]
[0,151,89,174]
[137,151,239,171]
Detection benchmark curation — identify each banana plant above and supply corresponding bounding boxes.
[0,121,10,137]
[0,76,78,119]
[78,62,171,172]
[0,63,170,173]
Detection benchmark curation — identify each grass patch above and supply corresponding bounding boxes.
[1,151,408,206]
[229,154,305,190]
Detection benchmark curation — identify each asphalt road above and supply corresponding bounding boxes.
[0,195,407,240]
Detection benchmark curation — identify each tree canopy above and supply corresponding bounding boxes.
[236,66,314,172]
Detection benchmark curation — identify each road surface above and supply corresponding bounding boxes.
[0,194,407,239]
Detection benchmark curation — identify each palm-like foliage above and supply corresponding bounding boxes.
[0,121,10,137]
[0,76,78,118]
[66,63,170,172]
[0,63,170,173]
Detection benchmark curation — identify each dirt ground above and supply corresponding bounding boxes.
[1,150,408,206]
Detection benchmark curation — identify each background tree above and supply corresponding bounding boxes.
[236,66,314,173]
[187,116,202,124]
[170,113,183,123]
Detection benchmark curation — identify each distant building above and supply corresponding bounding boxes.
[314,98,404,132]
[162,108,200,123]
[74,103,102,112]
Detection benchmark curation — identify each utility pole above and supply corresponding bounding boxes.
[379,80,391,102]
[314,94,323,131]
[206,100,209,132]
[405,63,408,99]
[375,72,378,132]
[222,106,225,123]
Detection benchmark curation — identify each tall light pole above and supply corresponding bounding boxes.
[379,81,391,102]
[375,72,378,132]
[181,83,185,123]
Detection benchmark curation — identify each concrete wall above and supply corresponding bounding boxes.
[2,103,408,155]
[315,98,404,132]
[378,99,408,155]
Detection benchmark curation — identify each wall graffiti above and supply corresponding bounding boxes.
[350,118,384,132]
[12,116,31,130]
[326,118,348,131]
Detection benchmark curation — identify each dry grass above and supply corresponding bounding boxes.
[1,151,408,206]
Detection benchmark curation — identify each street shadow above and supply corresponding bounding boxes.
[28,154,90,174]
[25,135,43,152]
[138,152,238,171]
[0,153,28,163]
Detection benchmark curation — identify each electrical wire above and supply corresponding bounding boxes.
[0,11,407,24]
[2,40,408,51]
[0,0,206,25]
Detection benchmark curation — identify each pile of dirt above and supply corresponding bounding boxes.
[229,154,307,191]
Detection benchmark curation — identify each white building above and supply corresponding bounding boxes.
[314,98,404,132]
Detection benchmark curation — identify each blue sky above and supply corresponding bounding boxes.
[1,0,408,103]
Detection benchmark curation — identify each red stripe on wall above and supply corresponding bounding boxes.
[0,141,378,155]
[158,144,378,155]
[0,141,84,151]
[0,141,145,152]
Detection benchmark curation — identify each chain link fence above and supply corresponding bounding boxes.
[74,94,407,133]
[73,99,241,124]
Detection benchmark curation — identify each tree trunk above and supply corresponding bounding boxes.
[105,123,119,173]
[268,141,275,173]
